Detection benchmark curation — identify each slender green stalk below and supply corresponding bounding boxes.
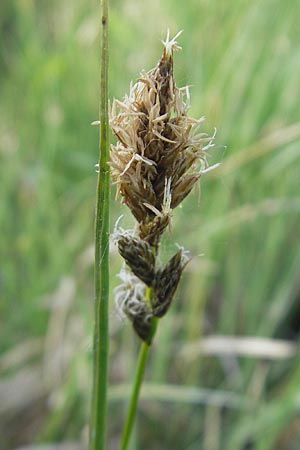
[118,341,150,450]
[89,1,109,450]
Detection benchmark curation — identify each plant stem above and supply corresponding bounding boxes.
[89,1,109,450]
[118,341,150,450]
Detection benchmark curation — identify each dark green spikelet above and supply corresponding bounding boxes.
[117,235,155,286]
[152,250,185,318]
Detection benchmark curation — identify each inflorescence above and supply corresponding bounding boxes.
[109,31,218,343]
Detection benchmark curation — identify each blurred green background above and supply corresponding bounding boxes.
[1,0,300,449]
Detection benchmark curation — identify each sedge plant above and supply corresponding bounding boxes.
[109,31,218,450]
[89,12,217,447]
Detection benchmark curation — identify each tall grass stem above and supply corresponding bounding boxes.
[89,1,109,450]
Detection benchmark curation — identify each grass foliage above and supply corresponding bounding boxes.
[1,0,300,449]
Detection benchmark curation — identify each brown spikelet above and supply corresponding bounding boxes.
[152,250,187,318]
[110,31,214,247]
[171,174,200,209]
[117,234,155,286]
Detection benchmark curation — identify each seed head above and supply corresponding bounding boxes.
[152,249,189,318]
[116,233,155,286]
[110,31,214,246]
[114,268,154,342]
[111,32,218,342]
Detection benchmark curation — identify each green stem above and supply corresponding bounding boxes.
[89,1,109,450]
[118,341,150,450]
